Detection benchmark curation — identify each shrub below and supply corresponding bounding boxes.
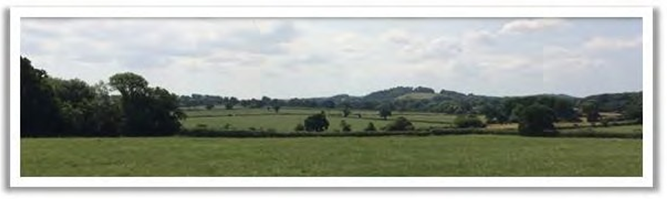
[340,120,352,132]
[294,123,305,131]
[364,122,377,131]
[453,115,486,128]
[384,117,414,131]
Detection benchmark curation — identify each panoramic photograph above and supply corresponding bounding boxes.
[20,17,643,177]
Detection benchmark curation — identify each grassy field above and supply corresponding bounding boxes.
[182,107,457,132]
[182,107,642,136]
[21,135,642,176]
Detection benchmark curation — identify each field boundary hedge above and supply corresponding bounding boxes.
[177,128,641,139]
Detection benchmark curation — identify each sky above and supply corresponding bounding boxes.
[21,18,643,99]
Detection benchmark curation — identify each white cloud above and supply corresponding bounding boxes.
[499,19,569,35]
[583,36,642,51]
[21,18,642,98]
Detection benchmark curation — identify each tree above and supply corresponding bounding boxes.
[304,112,329,132]
[378,103,392,120]
[340,120,352,132]
[364,122,377,132]
[414,86,435,93]
[20,57,62,137]
[273,105,281,113]
[109,73,184,136]
[321,100,336,109]
[518,104,558,137]
[552,98,578,122]
[225,97,239,110]
[480,103,508,124]
[509,104,525,123]
[342,107,351,117]
[205,104,215,110]
[88,81,123,137]
[109,72,149,97]
[50,78,97,136]
[623,93,642,123]
[384,117,414,131]
[581,100,601,125]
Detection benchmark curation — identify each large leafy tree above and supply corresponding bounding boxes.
[581,100,601,125]
[518,104,558,137]
[20,57,62,137]
[109,73,184,136]
[304,112,329,132]
[378,103,393,120]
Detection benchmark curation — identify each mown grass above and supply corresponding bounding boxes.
[21,135,641,176]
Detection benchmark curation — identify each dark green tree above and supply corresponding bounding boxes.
[378,103,393,120]
[581,100,601,125]
[623,93,642,123]
[304,112,329,132]
[342,107,351,117]
[20,57,62,137]
[109,73,184,136]
[518,104,558,137]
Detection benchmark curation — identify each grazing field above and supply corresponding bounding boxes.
[182,107,456,132]
[21,135,641,176]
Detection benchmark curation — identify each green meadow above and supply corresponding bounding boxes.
[21,135,641,176]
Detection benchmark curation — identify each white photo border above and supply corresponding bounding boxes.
[9,6,654,188]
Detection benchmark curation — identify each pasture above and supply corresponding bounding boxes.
[182,107,456,132]
[21,135,642,176]
[181,107,642,136]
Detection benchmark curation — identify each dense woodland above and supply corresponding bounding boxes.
[21,56,643,137]
[21,57,184,137]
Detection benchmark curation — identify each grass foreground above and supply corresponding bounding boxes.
[21,135,642,176]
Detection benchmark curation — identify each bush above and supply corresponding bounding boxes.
[453,115,486,128]
[294,123,305,131]
[340,120,352,132]
[364,122,377,131]
[384,117,414,131]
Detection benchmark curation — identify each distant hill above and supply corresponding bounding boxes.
[581,91,642,112]
[180,86,641,114]
[396,92,439,100]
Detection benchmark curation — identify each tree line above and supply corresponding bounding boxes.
[21,57,184,137]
